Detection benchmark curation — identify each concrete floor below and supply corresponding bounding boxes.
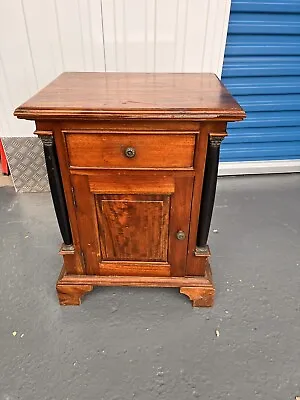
[0,174,300,400]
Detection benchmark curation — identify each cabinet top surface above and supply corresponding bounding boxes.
[14,72,245,121]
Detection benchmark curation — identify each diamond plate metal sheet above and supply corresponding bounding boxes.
[2,137,50,192]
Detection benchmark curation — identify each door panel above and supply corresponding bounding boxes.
[96,194,170,262]
[72,171,194,277]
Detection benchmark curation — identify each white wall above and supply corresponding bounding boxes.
[0,0,231,137]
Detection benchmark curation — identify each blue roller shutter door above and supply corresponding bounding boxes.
[221,0,300,162]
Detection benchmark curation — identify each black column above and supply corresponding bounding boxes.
[196,135,225,249]
[39,135,73,246]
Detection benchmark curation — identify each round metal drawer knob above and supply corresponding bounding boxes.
[176,230,186,240]
[124,147,136,158]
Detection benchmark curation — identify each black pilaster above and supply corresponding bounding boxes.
[39,135,73,246]
[196,134,225,249]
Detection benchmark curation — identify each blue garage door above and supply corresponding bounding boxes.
[221,0,300,162]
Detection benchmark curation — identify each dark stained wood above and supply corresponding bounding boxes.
[66,132,195,169]
[14,72,245,121]
[15,72,245,307]
[186,122,226,276]
[39,133,72,245]
[96,194,170,262]
[197,132,226,248]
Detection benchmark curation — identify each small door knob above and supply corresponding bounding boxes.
[124,147,136,158]
[176,230,186,240]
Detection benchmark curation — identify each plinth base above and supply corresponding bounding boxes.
[56,261,215,307]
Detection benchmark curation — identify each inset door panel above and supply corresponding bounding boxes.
[96,194,170,262]
[71,171,194,277]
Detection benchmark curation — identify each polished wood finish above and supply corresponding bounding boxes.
[180,287,215,307]
[71,170,194,278]
[62,120,200,132]
[180,257,215,306]
[66,132,195,169]
[57,262,213,286]
[99,261,171,277]
[168,175,194,277]
[96,194,170,261]
[15,72,245,121]
[88,171,175,194]
[14,72,245,307]
[56,260,214,306]
[57,284,93,306]
[70,173,101,275]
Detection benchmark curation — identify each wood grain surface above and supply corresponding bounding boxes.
[14,72,245,120]
[88,172,175,195]
[15,73,245,307]
[96,194,170,262]
[99,261,171,277]
[66,132,195,169]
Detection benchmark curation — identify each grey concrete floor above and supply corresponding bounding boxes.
[1,174,300,400]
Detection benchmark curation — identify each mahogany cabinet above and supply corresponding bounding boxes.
[15,72,245,307]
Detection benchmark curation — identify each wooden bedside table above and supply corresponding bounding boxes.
[15,72,245,307]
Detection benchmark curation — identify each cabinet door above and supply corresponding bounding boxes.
[96,194,169,262]
[71,171,194,277]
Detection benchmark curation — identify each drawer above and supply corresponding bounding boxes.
[65,132,195,169]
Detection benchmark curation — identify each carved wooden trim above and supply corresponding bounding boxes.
[57,263,212,287]
[15,108,245,121]
[39,135,53,146]
[56,284,94,305]
[180,286,215,307]
[209,132,227,147]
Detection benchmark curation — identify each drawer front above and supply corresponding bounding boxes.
[66,132,195,169]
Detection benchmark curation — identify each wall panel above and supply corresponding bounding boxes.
[0,0,231,137]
